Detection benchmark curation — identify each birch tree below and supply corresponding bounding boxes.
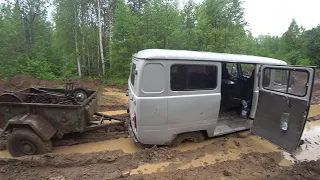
[97,0,105,76]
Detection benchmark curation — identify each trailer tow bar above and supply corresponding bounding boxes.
[94,112,125,122]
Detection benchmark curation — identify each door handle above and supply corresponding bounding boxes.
[286,98,292,108]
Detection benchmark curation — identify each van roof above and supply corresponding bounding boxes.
[134,49,287,65]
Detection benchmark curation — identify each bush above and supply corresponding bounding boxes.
[296,58,312,66]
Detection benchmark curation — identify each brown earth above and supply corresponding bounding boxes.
[0,139,320,180]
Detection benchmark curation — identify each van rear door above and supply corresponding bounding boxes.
[128,59,139,133]
[251,65,315,153]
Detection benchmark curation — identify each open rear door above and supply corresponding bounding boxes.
[251,65,315,153]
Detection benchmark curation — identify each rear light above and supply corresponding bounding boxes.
[133,112,137,129]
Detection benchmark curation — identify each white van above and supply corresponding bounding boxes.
[127,49,315,152]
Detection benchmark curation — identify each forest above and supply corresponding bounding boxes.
[0,0,319,84]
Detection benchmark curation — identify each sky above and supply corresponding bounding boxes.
[180,0,320,37]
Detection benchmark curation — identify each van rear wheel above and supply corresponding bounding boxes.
[7,128,52,157]
[170,132,205,147]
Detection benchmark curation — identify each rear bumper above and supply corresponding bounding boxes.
[127,118,139,143]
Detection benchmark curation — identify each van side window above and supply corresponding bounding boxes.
[262,68,308,97]
[171,64,217,91]
[141,63,165,93]
[130,63,137,86]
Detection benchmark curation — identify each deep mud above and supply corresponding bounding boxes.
[0,139,320,180]
[124,152,320,180]
[52,121,128,147]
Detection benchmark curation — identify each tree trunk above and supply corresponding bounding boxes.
[108,11,113,70]
[82,35,85,76]
[97,30,100,75]
[74,1,81,78]
[97,0,105,76]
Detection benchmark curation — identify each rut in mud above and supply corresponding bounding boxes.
[0,135,320,180]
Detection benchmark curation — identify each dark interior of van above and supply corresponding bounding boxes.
[220,63,256,119]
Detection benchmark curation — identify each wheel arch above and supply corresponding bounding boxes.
[1,114,57,141]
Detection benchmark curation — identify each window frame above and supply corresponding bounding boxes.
[262,67,309,97]
[170,64,218,91]
[130,63,137,86]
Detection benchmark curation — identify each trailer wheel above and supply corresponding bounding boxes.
[7,128,52,157]
[170,132,205,147]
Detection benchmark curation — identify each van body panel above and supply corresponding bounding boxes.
[167,60,221,138]
[128,49,315,153]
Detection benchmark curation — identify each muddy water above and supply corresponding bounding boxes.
[309,105,320,117]
[283,120,320,162]
[127,132,284,175]
[0,138,137,158]
[127,162,172,175]
[53,138,137,154]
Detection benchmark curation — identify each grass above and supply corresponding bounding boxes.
[105,77,127,86]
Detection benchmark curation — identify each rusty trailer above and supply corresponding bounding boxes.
[0,87,125,157]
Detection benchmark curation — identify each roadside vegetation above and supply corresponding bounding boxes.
[0,0,319,85]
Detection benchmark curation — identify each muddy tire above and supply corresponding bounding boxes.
[170,132,205,147]
[7,128,52,157]
[71,88,89,103]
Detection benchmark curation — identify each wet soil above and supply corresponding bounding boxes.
[0,138,320,180]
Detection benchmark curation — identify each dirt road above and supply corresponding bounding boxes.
[1,76,320,180]
[1,128,320,180]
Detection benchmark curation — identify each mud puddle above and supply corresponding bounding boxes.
[309,104,320,118]
[126,131,286,175]
[53,138,137,154]
[283,120,320,162]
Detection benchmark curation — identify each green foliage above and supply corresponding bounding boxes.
[296,58,311,66]
[0,0,318,85]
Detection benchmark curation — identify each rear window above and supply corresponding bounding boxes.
[171,64,218,91]
[130,63,136,86]
[262,68,308,97]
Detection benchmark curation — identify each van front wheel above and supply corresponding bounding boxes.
[170,132,205,147]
